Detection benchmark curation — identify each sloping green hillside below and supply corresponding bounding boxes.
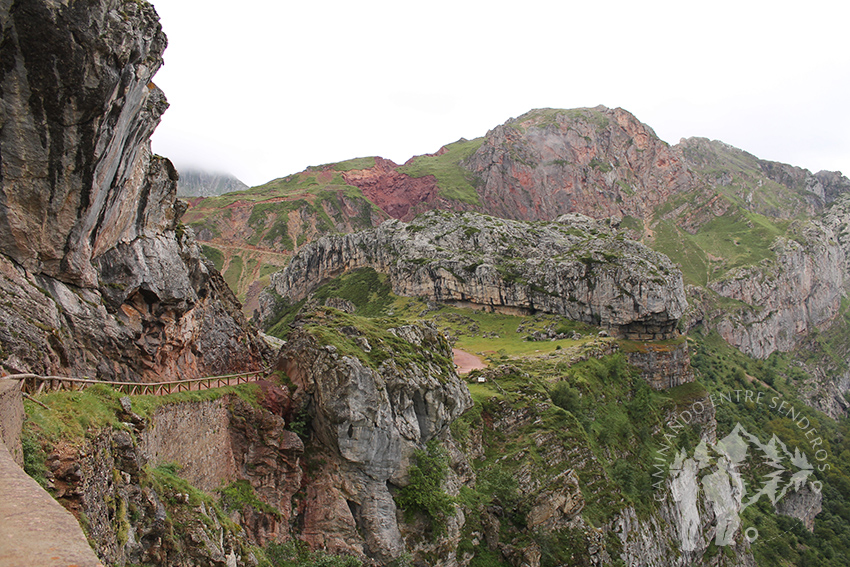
[183,166,386,309]
[398,138,484,205]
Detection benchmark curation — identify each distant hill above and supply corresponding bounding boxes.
[176,167,248,197]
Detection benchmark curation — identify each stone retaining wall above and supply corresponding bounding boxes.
[140,399,238,492]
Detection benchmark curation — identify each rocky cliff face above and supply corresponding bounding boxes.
[656,137,850,362]
[676,137,830,220]
[263,211,687,339]
[708,223,844,359]
[775,484,823,532]
[1,0,167,287]
[0,0,269,380]
[462,107,694,222]
[328,107,696,224]
[624,339,695,390]
[278,315,472,563]
[44,388,303,567]
[340,156,443,221]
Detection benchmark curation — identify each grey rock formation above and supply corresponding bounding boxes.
[775,483,823,532]
[676,137,836,219]
[263,211,687,339]
[0,0,269,380]
[279,320,471,563]
[815,170,850,203]
[0,0,168,287]
[625,340,694,390]
[709,223,844,359]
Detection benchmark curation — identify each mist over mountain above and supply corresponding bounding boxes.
[175,167,248,197]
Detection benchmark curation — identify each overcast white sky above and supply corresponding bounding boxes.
[149,0,850,188]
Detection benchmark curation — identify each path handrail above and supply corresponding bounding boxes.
[2,368,270,396]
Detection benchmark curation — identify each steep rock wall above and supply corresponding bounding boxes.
[0,378,23,465]
[0,0,269,380]
[710,223,844,359]
[341,156,443,220]
[0,0,167,287]
[141,399,239,493]
[462,107,694,222]
[44,388,304,566]
[625,340,694,390]
[279,320,472,563]
[263,211,687,339]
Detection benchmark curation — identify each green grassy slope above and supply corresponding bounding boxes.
[183,165,385,307]
[398,138,485,206]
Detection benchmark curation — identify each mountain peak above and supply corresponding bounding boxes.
[176,167,248,197]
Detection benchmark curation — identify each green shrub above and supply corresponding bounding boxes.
[21,430,48,487]
[395,440,455,533]
[550,381,581,415]
[219,480,279,517]
[264,540,361,567]
[200,245,225,271]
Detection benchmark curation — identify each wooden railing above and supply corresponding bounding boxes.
[2,369,269,396]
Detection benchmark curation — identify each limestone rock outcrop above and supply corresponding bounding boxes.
[0,0,269,380]
[263,211,687,339]
[1,0,167,287]
[278,316,472,563]
[709,223,844,359]
[775,483,823,532]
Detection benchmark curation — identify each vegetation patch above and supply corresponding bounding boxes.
[23,383,263,447]
[302,309,454,375]
[688,325,850,566]
[395,440,456,534]
[617,335,686,353]
[398,138,484,206]
[327,156,376,172]
[260,540,362,567]
[223,255,244,292]
[219,480,280,517]
[652,200,790,285]
[200,244,225,271]
[23,384,125,445]
[264,268,395,338]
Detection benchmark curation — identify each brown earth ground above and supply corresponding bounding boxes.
[452,348,487,374]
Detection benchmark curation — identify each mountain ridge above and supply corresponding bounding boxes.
[6,2,850,566]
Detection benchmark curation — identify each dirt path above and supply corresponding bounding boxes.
[452,348,487,374]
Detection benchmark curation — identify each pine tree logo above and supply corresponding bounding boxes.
[669,423,816,551]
